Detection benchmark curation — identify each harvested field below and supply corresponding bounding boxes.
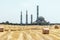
[0,24,60,40]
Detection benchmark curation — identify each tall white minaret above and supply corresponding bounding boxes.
[26,10,28,24]
[37,5,39,20]
[20,11,22,24]
[31,14,33,24]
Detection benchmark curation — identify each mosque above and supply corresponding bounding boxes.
[20,5,49,25]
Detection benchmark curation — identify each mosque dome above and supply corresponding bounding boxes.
[38,16,45,21]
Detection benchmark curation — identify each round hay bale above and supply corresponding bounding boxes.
[4,29,9,31]
[0,25,4,32]
[42,28,49,34]
[54,25,59,29]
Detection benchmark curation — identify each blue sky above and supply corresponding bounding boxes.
[0,0,60,23]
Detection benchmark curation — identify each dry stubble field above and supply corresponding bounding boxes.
[0,24,60,40]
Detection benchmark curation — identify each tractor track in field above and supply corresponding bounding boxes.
[23,30,44,40]
[9,31,21,40]
[18,31,24,40]
[0,31,11,40]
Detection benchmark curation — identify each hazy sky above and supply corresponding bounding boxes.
[0,0,60,23]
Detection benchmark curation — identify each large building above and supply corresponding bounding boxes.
[20,5,49,25]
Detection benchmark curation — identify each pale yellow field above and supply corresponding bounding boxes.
[0,24,60,40]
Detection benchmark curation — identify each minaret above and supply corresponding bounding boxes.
[31,14,33,24]
[37,5,39,20]
[20,11,22,24]
[26,10,28,24]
